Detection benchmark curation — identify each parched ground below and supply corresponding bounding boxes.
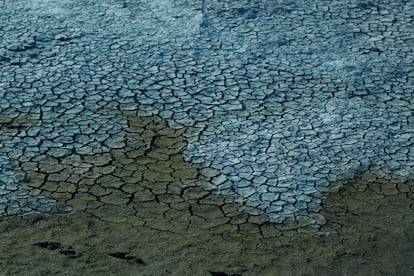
[0,174,414,275]
[1,0,414,275]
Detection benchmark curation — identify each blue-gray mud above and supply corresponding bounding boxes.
[1,0,414,222]
[1,0,414,274]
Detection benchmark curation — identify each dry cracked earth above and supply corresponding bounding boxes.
[1,0,414,275]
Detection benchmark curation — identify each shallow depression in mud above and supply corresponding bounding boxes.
[0,170,413,275]
[1,113,414,275]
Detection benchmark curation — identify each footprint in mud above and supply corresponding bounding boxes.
[210,272,242,276]
[109,252,146,265]
[59,247,83,259]
[32,241,62,250]
[32,242,82,259]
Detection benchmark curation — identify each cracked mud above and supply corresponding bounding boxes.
[1,173,413,275]
[1,0,414,274]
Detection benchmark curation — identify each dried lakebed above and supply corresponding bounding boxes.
[1,0,414,222]
[1,0,414,274]
[0,112,413,274]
